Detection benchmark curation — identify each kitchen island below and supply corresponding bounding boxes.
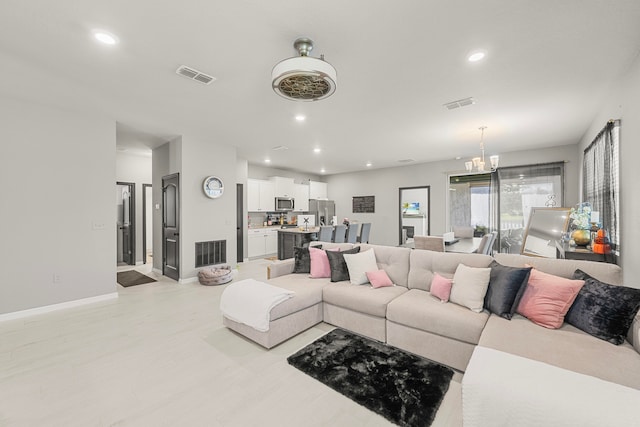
[277,228,318,260]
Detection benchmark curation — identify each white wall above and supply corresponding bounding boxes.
[151,139,180,272]
[248,164,321,184]
[0,97,116,314]
[578,52,640,286]
[180,135,238,279]
[153,137,238,280]
[115,150,152,263]
[326,144,579,247]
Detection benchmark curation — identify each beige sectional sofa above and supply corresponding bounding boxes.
[223,242,640,389]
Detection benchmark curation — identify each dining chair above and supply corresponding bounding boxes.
[317,226,334,242]
[474,232,497,255]
[346,223,359,243]
[333,224,347,243]
[453,226,474,238]
[357,223,371,243]
[413,235,445,252]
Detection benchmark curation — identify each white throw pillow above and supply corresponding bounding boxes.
[450,264,491,312]
[343,249,378,285]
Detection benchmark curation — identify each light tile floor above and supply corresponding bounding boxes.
[0,259,462,426]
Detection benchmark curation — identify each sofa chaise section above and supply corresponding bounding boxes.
[224,256,330,348]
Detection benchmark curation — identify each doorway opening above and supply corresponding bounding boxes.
[116,182,136,266]
[142,183,152,264]
[399,186,430,245]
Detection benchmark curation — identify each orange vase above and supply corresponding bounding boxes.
[571,229,591,246]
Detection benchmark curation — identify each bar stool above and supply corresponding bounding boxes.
[333,224,347,243]
[346,223,359,243]
[357,223,371,243]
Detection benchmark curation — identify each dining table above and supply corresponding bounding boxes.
[401,237,482,254]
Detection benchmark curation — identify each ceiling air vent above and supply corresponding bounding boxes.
[271,145,289,151]
[176,65,216,85]
[397,159,415,163]
[443,97,476,110]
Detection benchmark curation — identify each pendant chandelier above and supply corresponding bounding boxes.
[465,126,499,172]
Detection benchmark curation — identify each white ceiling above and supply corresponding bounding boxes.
[2,0,640,175]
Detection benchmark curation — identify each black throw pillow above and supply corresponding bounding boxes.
[567,269,640,345]
[326,247,361,282]
[484,261,532,320]
[293,245,322,274]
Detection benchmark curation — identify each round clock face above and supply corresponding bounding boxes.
[203,176,224,199]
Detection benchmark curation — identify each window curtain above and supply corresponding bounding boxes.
[583,120,620,252]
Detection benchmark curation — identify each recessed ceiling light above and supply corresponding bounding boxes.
[455,156,462,160]
[264,158,271,164]
[93,30,119,45]
[320,168,326,174]
[468,51,486,62]
[313,148,321,154]
[295,115,306,122]
[366,162,372,167]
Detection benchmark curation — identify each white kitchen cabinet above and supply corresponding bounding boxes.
[265,229,278,254]
[247,228,278,257]
[293,183,309,211]
[309,180,328,199]
[270,176,295,198]
[247,178,275,211]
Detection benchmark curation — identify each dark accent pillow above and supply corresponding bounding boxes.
[293,245,322,274]
[326,247,361,282]
[567,269,640,345]
[484,261,532,319]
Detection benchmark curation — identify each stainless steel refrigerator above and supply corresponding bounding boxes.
[308,199,335,226]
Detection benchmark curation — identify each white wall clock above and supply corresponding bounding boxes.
[203,176,224,199]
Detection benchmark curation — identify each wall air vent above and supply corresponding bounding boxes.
[443,97,476,110]
[176,65,216,85]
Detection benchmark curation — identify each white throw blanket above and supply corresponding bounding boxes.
[220,279,294,332]
[463,346,640,427]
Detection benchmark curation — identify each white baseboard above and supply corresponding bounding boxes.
[0,293,118,322]
[152,268,162,275]
[179,277,199,285]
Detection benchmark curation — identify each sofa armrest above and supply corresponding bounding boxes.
[628,312,640,355]
[267,259,295,279]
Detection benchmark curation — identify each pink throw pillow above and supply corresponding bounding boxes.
[309,247,337,278]
[366,270,393,288]
[516,269,585,329]
[430,273,453,302]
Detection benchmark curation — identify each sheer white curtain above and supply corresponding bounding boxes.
[583,120,620,252]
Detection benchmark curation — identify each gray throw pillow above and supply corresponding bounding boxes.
[567,270,640,345]
[293,245,322,274]
[326,247,361,282]
[484,261,532,319]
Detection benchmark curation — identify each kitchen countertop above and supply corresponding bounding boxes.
[277,227,319,234]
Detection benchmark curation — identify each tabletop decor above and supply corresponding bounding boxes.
[569,202,592,246]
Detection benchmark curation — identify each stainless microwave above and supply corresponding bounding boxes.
[275,197,294,211]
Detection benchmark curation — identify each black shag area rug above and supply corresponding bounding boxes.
[117,270,157,287]
[287,328,454,427]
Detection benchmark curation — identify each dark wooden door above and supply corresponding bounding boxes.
[162,173,180,281]
[236,183,244,263]
[117,182,136,266]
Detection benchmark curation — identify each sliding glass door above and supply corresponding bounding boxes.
[449,173,492,237]
[497,162,564,254]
